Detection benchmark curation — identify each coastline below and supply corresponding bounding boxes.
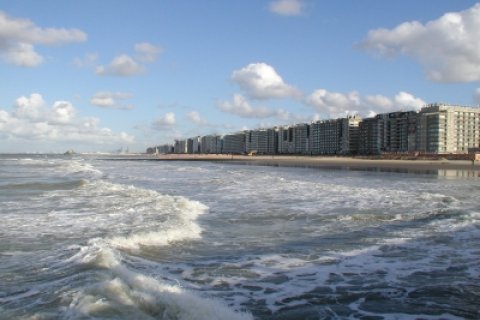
[99,154,480,173]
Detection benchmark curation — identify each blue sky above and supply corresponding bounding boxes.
[1,0,480,153]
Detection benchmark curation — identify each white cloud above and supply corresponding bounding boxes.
[73,53,98,68]
[134,42,162,63]
[231,63,300,100]
[306,89,425,118]
[0,93,134,149]
[306,89,361,118]
[96,54,144,76]
[393,91,426,110]
[218,94,275,118]
[152,112,176,130]
[90,92,134,110]
[269,0,305,16]
[186,111,208,126]
[218,94,301,122]
[51,101,76,124]
[360,3,480,82]
[96,42,161,77]
[14,93,45,119]
[0,10,86,67]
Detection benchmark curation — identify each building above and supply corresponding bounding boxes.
[294,123,310,154]
[187,137,201,154]
[359,112,417,155]
[311,116,361,155]
[223,132,246,154]
[174,139,188,154]
[200,135,222,154]
[246,128,278,154]
[278,125,295,154]
[417,104,480,153]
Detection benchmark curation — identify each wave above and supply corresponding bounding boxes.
[60,239,253,320]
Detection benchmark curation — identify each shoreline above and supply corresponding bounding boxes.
[99,154,480,172]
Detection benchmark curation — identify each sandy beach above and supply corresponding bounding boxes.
[102,153,480,173]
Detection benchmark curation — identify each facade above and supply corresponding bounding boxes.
[246,128,278,154]
[174,140,188,154]
[278,126,296,154]
[200,135,222,154]
[310,116,361,155]
[187,137,201,154]
[223,132,246,154]
[359,112,417,155]
[417,104,480,153]
[294,124,310,154]
[358,117,382,155]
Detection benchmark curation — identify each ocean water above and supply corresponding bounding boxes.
[1,155,479,320]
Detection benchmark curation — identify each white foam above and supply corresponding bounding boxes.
[64,240,253,320]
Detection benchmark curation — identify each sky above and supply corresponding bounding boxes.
[1,0,480,153]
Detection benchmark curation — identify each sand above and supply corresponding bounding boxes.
[102,154,480,174]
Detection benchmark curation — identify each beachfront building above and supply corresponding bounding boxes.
[187,137,201,154]
[158,144,174,154]
[416,104,480,153]
[310,115,361,155]
[359,111,417,155]
[384,111,418,153]
[174,139,188,154]
[201,135,222,154]
[278,125,296,154]
[246,128,278,154]
[223,132,246,154]
[294,124,310,154]
[358,116,383,155]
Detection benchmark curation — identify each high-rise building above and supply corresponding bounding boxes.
[311,116,361,155]
[200,135,222,154]
[278,125,295,154]
[417,104,480,153]
[246,128,278,154]
[294,124,310,154]
[223,132,246,154]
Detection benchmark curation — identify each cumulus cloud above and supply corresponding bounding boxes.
[269,0,305,16]
[186,111,208,126]
[0,10,86,67]
[231,63,300,100]
[96,54,144,76]
[96,42,162,77]
[73,53,98,68]
[306,89,426,118]
[217,94,298,122]
[152,112,176,130]
[359,3,480,82]
[218,94,276,118]
[134,42,162,63]
[90,92,134,110]
[14,93,45,119]
[0,93,134,147]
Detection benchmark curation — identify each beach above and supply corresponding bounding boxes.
[102,153,480,173]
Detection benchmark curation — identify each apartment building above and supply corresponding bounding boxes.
[223,132,246,154]
[359,112,417,154]
[200,135,222,154]
[310,116,361,155]
[246,128,278,154]
[278,125,296,154]
[174,139,188,154]
[417,104,480,153]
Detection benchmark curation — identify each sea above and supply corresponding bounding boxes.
[0,154,479,320]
